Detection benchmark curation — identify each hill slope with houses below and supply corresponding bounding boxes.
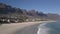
[0,3,60,23]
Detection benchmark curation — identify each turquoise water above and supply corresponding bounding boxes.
[38,22,60,34]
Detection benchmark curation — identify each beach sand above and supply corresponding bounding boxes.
[0,21,55,34]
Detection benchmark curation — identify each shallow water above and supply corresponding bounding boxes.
[37,22,60,34]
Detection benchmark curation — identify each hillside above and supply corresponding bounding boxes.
[0,3,47,17]
[0,3,60,22]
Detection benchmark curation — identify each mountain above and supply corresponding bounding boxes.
[0,3,47,17]
[0,3,23,14]
[47,13,60,21]
[0,3,60,21]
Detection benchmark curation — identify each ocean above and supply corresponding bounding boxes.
[37,22,60,34]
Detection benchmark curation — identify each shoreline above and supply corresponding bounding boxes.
[0,21,56,34]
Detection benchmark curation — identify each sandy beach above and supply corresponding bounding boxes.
[0,21,56,34]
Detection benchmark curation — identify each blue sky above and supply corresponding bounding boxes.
[0,0,60,14]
